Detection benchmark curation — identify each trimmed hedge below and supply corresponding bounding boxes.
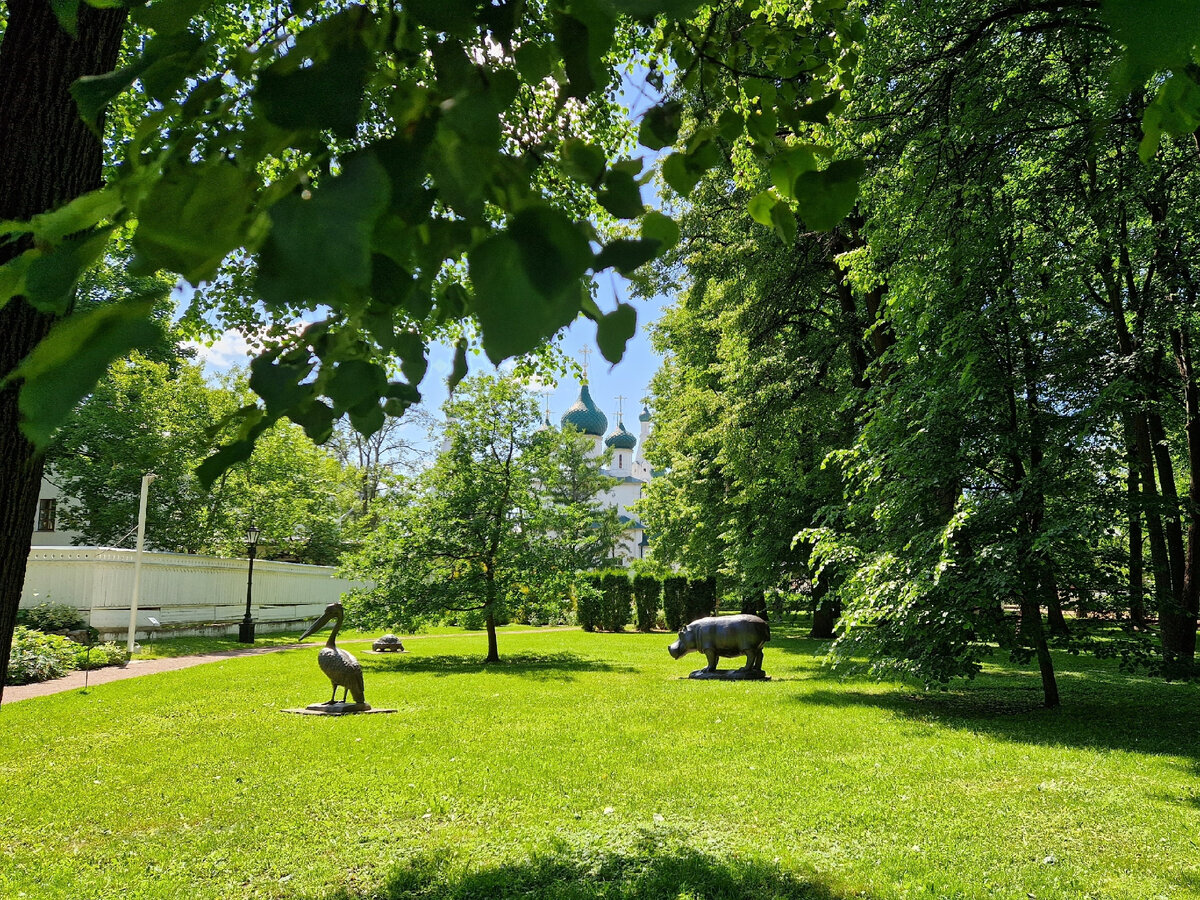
[663,576,688,630]
[17,602,85,633]
[575,578,604,632]
[599,572,632,632]
[632,574,661,632]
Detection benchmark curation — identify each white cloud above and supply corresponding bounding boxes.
[184,330,252,373]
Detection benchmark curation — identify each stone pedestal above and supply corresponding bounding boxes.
[687,668,770,681]
[281,702,397,716]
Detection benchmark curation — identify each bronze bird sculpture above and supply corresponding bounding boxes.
[299,602,369,710]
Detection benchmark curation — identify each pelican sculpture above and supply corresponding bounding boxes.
[299,602,370,711]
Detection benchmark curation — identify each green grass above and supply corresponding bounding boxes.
[134,623,572,658]
[1,626,1198,900]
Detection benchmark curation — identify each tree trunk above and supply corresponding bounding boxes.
[1021,594,1061,708]
[483,563,500,663]
[0,3,128,704]
[1045,574,1069,638]
[809,596,839,640]
[1124,417,1147,627]
[1146,404,1187,612]
[1165,325,1200,677]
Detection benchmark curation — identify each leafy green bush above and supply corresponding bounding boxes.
[663,576,688,630]
[599,572,632,632]
[632,574,662,632]
[574,581,603,632]
[17,602,85,633]
[74,642,130,671]
[6,627,79,686]
[685,577,719,623]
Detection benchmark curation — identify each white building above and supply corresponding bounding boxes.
[31,475,81,548]
[558,380,654,561]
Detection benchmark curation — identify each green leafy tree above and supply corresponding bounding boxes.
[50,354,358,563]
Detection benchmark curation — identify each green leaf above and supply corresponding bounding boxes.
[769,146,820,200]
[793,93,841,125]
[1140,71,1200,161]
[508,205,594,299]
[132,162,255,283]
[8,298,161,446]
[72,61,150,131]
[326,359,390,412]
[405,0,481,36]
[289,399,337,445]
[515,42,553,82]
[793,158,864,231]
[598,168,645,218]
[394,331,428,385]
[606,0,703,20]
[638,101,682,150]
[595,302,637,364]
[593,239,661,275]
[562,139,607,186]
[770,199,797,245]
[29,188,122,244]
[249,353,315,415]
[132,0,214,34]
[348,400,386,437]
[255,34,372,137]
[468,235,580,364]
[257,153,391,306]
[1103,0,1200,82]
[555,5,616,100]
[449,338,470,391]
[24,227,113,314]
[661,152,706,198]
[51,0,80,36]
[748,191,776,227]
[0,252,33,311]
[642,211,680,250]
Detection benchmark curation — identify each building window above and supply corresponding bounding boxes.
[618,453,623,468]
[37,498,57,532]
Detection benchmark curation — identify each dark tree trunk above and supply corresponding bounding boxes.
[1165,325,1200,677]
[809,595,839,640]
[1124,418,1147,627]
[1045,574,1069,638]
[483,564,500,663]
[1021,593,1061,708]
[1146,405,1187,612]
[0,2,128,704]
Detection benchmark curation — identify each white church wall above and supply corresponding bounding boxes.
[21,547,361,640]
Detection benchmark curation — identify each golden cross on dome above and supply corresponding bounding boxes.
[615,395,627,421]
[580,344,592,382]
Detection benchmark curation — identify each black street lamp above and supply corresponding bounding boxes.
[238,525,261,643]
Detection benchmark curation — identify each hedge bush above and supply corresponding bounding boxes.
[684,577,718,624]
[6,627,80,686]
[663,576,688,630]
[74,642,131,671]
[632,575,661,632]
[574,580,604,632]
[599,572,632,632]
[17,602,85,633]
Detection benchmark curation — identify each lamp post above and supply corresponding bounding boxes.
[238,525,261,643]
[127,472,157,653]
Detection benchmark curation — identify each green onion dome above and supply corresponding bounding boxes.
[560,384,608,436]
[638,406,651,423]
[605,420,637,450]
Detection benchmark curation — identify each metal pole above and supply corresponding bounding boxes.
[127,473,156,653]
[239,543,257,643]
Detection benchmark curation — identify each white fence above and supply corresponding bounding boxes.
[22,547,360,640]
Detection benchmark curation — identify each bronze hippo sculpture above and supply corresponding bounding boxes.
[668,614,770,680]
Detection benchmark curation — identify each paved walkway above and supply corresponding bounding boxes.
[1,627,576,705]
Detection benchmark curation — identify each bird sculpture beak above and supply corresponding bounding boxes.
[299,610,332,642]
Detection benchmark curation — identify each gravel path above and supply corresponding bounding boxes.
[1,626,576,705]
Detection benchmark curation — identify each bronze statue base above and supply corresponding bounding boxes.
[281,702,397,716]
[688,668,770,681]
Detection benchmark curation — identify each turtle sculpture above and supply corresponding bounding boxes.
[372,634,405,652]
[299,602,370,711]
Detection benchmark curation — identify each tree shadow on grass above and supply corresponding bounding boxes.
[362,651,635,681]
[312,845,867,900]
[794,666,1200,766]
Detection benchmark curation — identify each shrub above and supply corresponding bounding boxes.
[632,574,662,632]
[599,572,632,632]
[574,580,604,632]
[684,577,718,623]
[663,576,688,630]
[6,626,79,686]
[17,602,85,634]
[74,642,130,671]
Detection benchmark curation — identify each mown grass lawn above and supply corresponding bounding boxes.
[1,625,1197,900]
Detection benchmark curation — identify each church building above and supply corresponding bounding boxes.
[557,379,654,562]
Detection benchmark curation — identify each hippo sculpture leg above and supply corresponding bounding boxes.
[669,614,771,681]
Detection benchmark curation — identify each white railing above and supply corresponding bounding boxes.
[22,547,360,640]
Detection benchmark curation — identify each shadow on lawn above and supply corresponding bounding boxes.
[363,651,634,680]
[313,845,867,900]
[795,666,1200,766]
